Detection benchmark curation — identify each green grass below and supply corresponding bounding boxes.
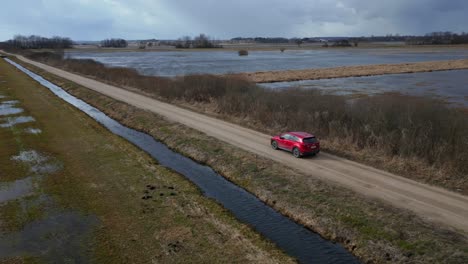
[0,195,46,233]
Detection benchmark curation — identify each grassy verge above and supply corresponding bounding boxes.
[11,57,468,263]
[0,58,293,263]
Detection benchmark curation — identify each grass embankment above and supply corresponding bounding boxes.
[0,58,293,263]
[239,59,468,82]
[25,51,468,195]
[12,56,468,263]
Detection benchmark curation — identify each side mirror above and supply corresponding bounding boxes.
[279,136,285,140]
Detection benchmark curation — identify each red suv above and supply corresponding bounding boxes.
[271,132,320,158]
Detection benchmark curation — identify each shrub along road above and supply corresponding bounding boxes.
[10,54,468,236]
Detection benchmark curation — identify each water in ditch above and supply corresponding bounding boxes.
[5,58,360,264]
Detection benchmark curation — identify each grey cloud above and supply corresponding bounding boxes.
[1,0,467,41]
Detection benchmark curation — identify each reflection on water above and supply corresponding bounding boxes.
[0,105,23,116]
[259,70,468,106]
[0,211,98,263]
[0,176,36,203]
[0,116,35,128]
[67,49,468,76]
[24,128,42,134]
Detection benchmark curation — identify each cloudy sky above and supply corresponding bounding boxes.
[1,0,467,41]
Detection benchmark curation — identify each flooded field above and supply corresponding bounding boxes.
[66,48,468,76]
[259,70,468,106]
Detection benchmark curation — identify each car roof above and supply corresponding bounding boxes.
[287,131,315,138]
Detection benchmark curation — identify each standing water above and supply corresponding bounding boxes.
[67,49,468,76]
[5,58,360,264]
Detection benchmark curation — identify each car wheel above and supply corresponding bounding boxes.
[271,140,278,150]
[292,147,301,158]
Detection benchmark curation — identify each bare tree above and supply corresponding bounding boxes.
[193,34,213,48]
[176,36,192,48]
[7,35,73,49]
[101,38,128,48]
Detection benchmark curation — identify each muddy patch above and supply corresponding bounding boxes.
[0,116,35,128]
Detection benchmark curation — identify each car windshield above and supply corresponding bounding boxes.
[303,137,318,143]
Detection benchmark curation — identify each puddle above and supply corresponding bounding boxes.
[24,128,42,134]
[0,177,36,203]
[12,150,48,164]
[0,211,98,263]
[5,57,360,263]
[0,100,20,105]
[2,149,90,262]
[0,116,35,128]
[0,102,24,116]
[11,150,62,175]
[0,78,93,262]
[31,163,62,175]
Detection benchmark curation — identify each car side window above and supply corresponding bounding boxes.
[292,136,300,142]
[283,134,291,140]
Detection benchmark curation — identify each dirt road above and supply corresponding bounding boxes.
[11,54,468,236]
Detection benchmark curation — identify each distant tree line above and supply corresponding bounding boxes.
[230,32,468,45]
[100,38,128,48]
[3,35,73,49]
[230,37,320,44]
[405,32,468,45]
[175,34,222,49]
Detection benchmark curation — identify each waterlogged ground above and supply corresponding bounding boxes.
[260,69,468,106]
[0,92,97,262]
[0,57,295,263]
[66,48,468,76]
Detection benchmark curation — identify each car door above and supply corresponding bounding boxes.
[277,133,290,149]
[285,135,299,151]
[281,134,295,151]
